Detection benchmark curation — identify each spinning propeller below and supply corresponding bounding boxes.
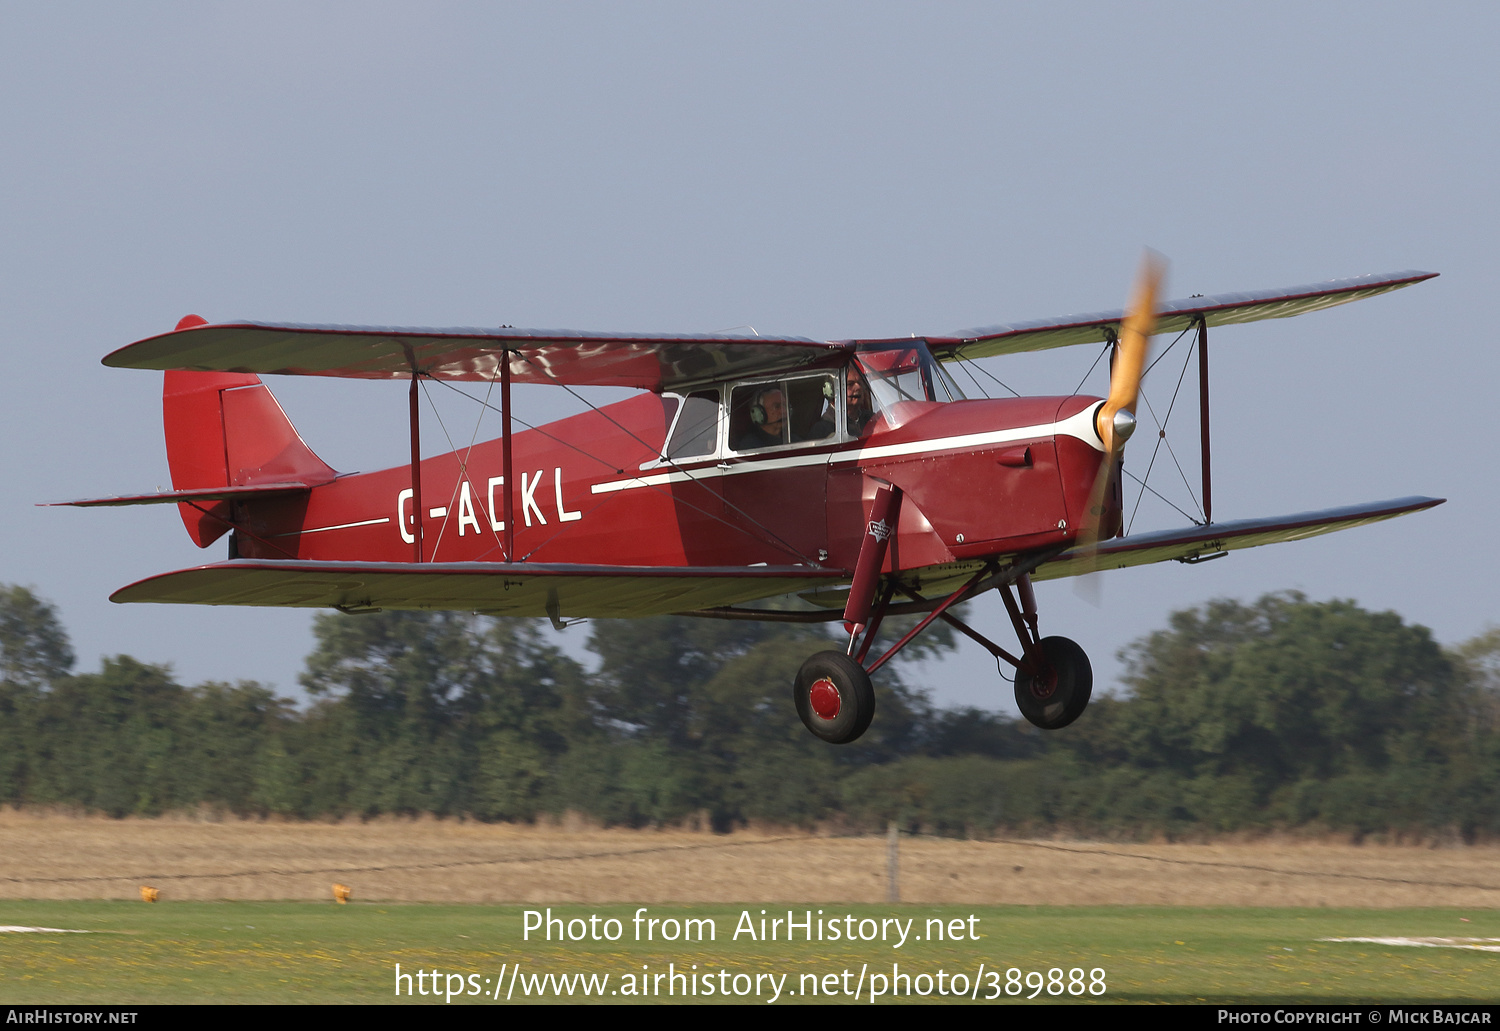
[1075,252,1165,589]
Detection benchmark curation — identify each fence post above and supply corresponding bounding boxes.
[887,821,900,903]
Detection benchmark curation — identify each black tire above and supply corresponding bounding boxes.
[1013,636,1092,730]
[793,651,876,744]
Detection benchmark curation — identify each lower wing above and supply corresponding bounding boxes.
[109,561,844,618]
[106,497,1441,616]
[1030,496,1443,581]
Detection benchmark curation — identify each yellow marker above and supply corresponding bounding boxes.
[139,886,159,903]
[332,883,351,905]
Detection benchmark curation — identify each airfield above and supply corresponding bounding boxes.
[2,810,1498,1004]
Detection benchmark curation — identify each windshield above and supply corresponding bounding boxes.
[852,341,962,428]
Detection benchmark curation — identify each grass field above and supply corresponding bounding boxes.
[5,809,1500,907]
[1,813,1498,1004]
[2,901,1498,1004]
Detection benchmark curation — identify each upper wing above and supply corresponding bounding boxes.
[102,270,1434,388]
[930,270,1437,361]
[103,322,847,392]
[108,560,846,617]
[1030,496,1444,581]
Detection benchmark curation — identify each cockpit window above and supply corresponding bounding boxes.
[664,389,721,459]
[731,383,787,451]
[787,375,837,442]
[729,374,838,452]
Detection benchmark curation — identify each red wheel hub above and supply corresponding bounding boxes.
[1027,665,1058,701]
[809,677,841,720]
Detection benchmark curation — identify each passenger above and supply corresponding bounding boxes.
[734,386,787,450]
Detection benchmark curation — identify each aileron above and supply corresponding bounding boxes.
[937,270,1437,361]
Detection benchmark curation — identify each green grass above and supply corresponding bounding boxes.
[1,902,1496,1004]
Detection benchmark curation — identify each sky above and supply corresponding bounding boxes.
[1,2,1494,715]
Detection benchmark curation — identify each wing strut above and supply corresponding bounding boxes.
[408,366,424,563]
[1197,315,1212,525]
[501,353,515,561]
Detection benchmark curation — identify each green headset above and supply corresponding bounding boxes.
[749,385,781,426]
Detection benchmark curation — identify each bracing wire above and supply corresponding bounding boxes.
[1072,342,1113,396]
[954,360,992,399]
[960,359,1022,398]
[1126,333,1205,535]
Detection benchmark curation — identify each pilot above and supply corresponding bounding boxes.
[734,386,787,450]
[845,369,874,437]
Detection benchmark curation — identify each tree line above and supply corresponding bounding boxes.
[1,583,1498,838]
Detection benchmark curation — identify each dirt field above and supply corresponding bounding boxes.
[3,809,1498,908]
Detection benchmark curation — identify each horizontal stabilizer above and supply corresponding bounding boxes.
[44,482,317,508]
[1031,496,1444,581]
[110,560,845,617]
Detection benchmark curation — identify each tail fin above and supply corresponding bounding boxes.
[163,321,335,547]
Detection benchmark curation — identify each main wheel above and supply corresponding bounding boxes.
[794,651,876,744]
[1013,636,1092,730]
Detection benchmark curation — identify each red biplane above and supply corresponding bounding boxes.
[59,263,1442,743]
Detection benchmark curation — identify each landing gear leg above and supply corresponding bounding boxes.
[891,570,1094,731]
[796,562,991,744]
[791,555,1093,742]
[795,484,900,744]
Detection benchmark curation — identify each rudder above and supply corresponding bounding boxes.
[163,316,335,547]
